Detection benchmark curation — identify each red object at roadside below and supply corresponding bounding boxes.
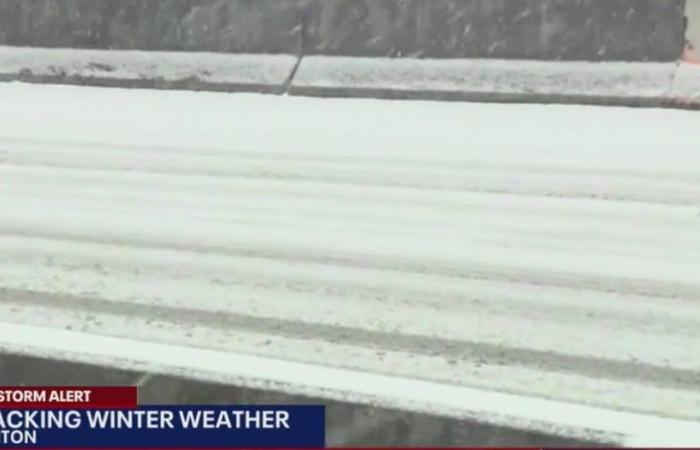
[683,42,700,64]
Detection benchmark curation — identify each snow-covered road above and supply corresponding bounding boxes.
[1,83,699,433]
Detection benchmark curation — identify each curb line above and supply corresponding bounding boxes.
[1,47,698,109]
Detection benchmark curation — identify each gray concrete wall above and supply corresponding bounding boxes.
[0,0,302,54]
[303,0,687,61]
[0,0,688,61]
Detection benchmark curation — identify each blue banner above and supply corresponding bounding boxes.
[0,405,325,448]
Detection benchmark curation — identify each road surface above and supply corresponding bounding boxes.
[0,83,699,442]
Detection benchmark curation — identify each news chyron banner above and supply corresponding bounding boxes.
[0,386,324,448]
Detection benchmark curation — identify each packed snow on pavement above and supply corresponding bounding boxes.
[0,83,699,427]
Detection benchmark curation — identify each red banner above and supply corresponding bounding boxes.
[0,386,137,409]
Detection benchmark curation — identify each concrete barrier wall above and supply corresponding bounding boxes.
[0,0,302,54]
[0,0,688,61]
[303,0,686,61]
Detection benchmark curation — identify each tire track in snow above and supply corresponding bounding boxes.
[1,228,699,301]
[2,287,699,392]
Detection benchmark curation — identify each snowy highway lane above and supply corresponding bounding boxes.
[0,83,699,435]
